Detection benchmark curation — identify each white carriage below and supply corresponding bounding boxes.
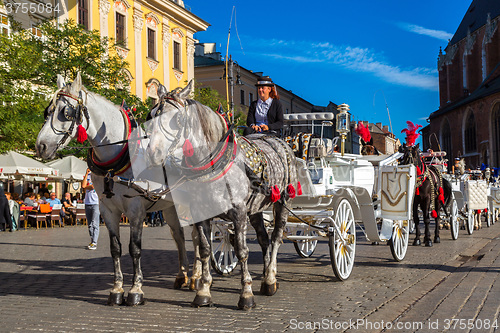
[211,113,416,281]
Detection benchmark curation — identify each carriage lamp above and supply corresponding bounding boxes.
[486,168,491,182]
[336,103,351,156]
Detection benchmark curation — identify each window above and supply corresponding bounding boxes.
[249,92,253,103]
[116,13,125,45]
[463,53,468,91]
[240,89,245,105]
[441,120,452,171]
[78,0,89,30]
[31,25,42,39]
[464,112,476,153]
[173,41,181,70]
[0,14,9,36]
[147,28,155,59]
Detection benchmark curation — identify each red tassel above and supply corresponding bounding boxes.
[182,139,194,157]
[297,181,303,196]
[431,210,438,218]
[416,166,422,176]
[477,210,481,215]
[287,184,296,199]
[484,208,488,213]
[438,187,445,204]
[77,124,87,143]
[270,185,280,203]
[415,187,420,196]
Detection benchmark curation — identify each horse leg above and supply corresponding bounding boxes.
[261,203,286,296]
[190,225,202,291]
[191,220,213,307]
[126,204,146,306]
[101,207,124,306]
[163,207,189,289]
[413,199,421,246]
[248,213,270,276]
[434,201,441,243]
[230,208,255,310]
[422,197,432,247]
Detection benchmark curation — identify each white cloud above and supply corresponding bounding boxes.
[398,22,453,41]
[245,38,438,91]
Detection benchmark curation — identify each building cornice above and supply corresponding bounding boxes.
[136,0,209,33]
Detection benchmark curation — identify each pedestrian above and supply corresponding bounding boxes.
[243,76,284,136]
[82,168,100,250]
[0,187,12,232]
[4,192,19,231]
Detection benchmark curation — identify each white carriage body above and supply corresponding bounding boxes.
[465,180,488,210]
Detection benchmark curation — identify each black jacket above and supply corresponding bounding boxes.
[0,188,12,227]
[246,99,284,131]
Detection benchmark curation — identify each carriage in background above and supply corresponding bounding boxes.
[211,112,416,281]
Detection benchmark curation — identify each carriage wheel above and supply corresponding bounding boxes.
[466,209,474,235]
[450,199,459,240]
[293,227,318,258]
[328,199,356,281]
[210,221,238,276]
[389,220,409,262]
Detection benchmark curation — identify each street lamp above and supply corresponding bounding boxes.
[336,103,350,156]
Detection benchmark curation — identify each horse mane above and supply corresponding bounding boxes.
[188,100,225,143]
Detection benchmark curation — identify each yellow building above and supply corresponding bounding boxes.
[1,0,209,102]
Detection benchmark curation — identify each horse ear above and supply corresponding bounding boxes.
[157,84,167,100]
[72,72,83,92]
[178,79,194,100]
[57,74,66,89]
[415,143,420,149]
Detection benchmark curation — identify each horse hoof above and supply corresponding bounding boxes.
[126,292,145,306]
[189,278,202,291]
[191,295,213,308]
[260,282,279,296]
[107,292,124,306]
[413,239,421,246]
[174,276,188,289]
[434,236,440,243]
[237,296,256,310]
[425,240,433,247]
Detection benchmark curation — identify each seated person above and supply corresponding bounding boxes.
[23,193,36,207]
[61,192,75,222]
[45,192,66,224]
[243,76,284,136]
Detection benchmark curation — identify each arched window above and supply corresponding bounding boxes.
[492,103,500,167]
[464,112,476,153]
[463,53,468,92]
[441,119,452,170]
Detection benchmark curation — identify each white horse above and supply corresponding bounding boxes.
[35,73,198,306]
[146,81,299,309]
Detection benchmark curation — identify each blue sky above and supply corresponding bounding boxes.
[188,0,472,142]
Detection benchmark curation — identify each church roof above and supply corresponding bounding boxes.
[449,0,500,45]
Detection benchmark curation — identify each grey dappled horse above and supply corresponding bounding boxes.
[146,81,299,310]
[35,73,196,306]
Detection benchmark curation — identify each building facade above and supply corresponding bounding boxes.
[1,0,209,102]
[425,0,500,169]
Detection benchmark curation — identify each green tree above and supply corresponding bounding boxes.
[0,19,148,155]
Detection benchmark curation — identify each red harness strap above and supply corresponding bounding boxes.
[91,107,133,174]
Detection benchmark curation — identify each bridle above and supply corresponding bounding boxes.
[43,87,90,150]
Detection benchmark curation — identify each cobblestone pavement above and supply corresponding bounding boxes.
[1,221,500,332]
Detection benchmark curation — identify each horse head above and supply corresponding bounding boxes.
[399,142,421,167]
[36,73,87,159]
[146,80,197,166]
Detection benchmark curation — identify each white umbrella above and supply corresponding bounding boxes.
[45,156,87,181]
[0,151,56,176]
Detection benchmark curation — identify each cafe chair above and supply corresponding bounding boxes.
[50,204,64,227]
[28,203,52,229]
[74,203,87,225]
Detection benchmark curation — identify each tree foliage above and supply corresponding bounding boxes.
[0,19,148,155]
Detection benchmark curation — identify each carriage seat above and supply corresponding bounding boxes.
[283,112,334,122]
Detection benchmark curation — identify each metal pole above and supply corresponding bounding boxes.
[341,134,346,156]
[229,55,234,119]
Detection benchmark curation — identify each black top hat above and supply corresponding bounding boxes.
[255,76,274,87]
